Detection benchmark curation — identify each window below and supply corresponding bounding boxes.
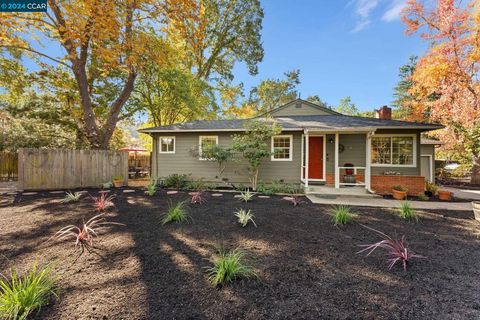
[159,136,175,153]
[371,135,416,166]
[271,135,293,161]
[199,136,218,160]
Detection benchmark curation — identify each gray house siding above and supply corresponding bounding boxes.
[325,134,367,175]
[270,100,338,117]
[151,129,426,184]
[151,131,303,184]
[420,144,435,158]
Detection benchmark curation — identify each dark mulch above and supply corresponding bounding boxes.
[1,189,480,320]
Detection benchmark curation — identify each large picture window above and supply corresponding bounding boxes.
[371,135,416,166]
[199,136,218,160]
[159,137,175,153]
[271,135,293,161]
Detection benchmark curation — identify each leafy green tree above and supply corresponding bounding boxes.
[306,95,332,109]
[134,66,217,126]
[392,56,418,119]
[0,104,76,152]
[248,70,300,114]
[232,121,281,190]
[337,97,359,116]
[168,0,264,81]
[190,144,234,180]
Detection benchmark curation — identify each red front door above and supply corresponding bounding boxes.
[308,137,324,180]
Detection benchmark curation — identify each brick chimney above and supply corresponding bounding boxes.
[375,106,392,120]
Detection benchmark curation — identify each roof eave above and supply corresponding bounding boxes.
[138,127,303,133]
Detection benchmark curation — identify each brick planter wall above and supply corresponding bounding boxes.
[371,175,425,196]
[321,174,425,196]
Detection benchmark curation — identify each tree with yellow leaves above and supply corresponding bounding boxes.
[0,0,197,149]
[402,0,480,184]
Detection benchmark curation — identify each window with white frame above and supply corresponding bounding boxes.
[371,135,415,166]
[271,135,293,161]
[199,136,218,160]
[159,136,175,153]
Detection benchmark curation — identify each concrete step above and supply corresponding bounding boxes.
[306,186,380,199]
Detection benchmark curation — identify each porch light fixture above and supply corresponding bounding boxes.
[328,137,334,144]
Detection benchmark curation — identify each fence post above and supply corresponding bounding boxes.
[17,149,24,190]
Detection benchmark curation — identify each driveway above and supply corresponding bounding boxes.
[441,186,480,201]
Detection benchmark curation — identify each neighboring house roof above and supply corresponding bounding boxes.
[139,114,443,133]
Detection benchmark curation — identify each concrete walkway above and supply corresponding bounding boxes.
[307,194,473,211]
[441,186,480,201]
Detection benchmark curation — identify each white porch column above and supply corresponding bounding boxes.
[305,132,309,187]
[334,133,340,188]
[365,132,372,191]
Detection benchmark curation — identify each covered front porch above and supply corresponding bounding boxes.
[300,129,375,194]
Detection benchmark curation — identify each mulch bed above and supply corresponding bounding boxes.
[1,189,480,319]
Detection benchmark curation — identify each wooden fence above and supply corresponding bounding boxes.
[0,152,18,181]
[18,149,128,190]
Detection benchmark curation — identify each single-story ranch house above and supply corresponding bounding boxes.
[139,99,443,196]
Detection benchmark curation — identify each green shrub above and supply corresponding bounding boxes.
[0,262,58,320]
[256,183,274,195]
[331,205,353,226]
[256,181,303,195]
[398,202,418,222]
[425,181,438,195]
[233,183,247,191]
[60,191,82,203]
[185,178,209,191]
[164,174,189,189]
[417,193,429,201]
[392,185,408,193]
[239,190,253,202]
[145,179,157,196]
[206,248,257,286]
[162,201,189,225]
[234,209,257,227]
[101,181,113,189]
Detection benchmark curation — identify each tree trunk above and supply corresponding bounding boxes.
[471,155,480,185]
[250,168,259,191]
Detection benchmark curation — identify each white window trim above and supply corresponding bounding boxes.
[159,136,175,154]
[271,135,293,161]
[198,135,218,161]
[370,133,417,168]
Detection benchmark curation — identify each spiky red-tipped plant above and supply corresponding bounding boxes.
[90,192,115,212]
[50,214,123,257]
[191,191,207,205]
[357,224,425,271]
[285,195,301,207]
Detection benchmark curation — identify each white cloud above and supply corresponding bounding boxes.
[349,0,407,32]
[382,0,407,22]
[351,0,380,32]
[352,19,372,33]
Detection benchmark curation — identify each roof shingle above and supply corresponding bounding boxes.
[139,115,443,133]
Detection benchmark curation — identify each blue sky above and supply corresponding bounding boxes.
[232,0,428,112]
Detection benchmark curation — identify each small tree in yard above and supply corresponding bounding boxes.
[191,144,234,181]
[232,120,281,190]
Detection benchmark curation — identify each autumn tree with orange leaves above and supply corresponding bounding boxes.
[401,0,480,184]
[0,0,198,149]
